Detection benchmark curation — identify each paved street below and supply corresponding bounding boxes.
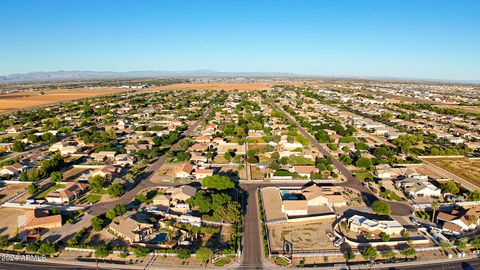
[267,97,412,216]
[240,185,263,270]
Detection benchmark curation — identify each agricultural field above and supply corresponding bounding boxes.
[428,158,480,187]
[0,88,129,112]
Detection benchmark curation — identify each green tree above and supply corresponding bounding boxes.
[201,175,235,190]
[400,247,416,258]
[91,216,105,231]
[360,246,377,261]
[0,235,9,248]
[371,200,391,215]
[108,183,124,197]
[12,141,24,152]
[343,251,355,262]
[431,202,439,223]
[106,204,126,219]
[88,175,105,193]
[381,250,395,259]
[441,181,460,194]
[134,247,150,258]
[212,201,241,223]
[440,240,453,251]
[195,247,213,264]
[50,171,63,182]
[27,183,38,195]
[380,232,390,242]
[95,244,110,258]
[176,248,191,260]
[455,238,468,250]
[355,157,372,169]
[469,236,480,248]
[38,240,57,255]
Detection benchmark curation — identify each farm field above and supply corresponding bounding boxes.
[428,158,480,187]
[0,88,130,112]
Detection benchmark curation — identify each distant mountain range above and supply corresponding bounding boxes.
[0,70,478,84]
[0,70,301,83]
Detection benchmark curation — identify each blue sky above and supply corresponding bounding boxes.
[1,0,479,80]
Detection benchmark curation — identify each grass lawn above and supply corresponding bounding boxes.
[275,257,290,266]
[80,193,102,204]
[353,170,374,181]
[213,257,231,266]
[35,184,65,199]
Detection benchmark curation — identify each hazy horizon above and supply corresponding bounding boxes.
[1,0,479,81]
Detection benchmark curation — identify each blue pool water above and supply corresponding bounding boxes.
[150,232,167,243]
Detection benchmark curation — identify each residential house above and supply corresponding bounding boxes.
[18,209,62,231]
[437,206,480,235]
[194,168,214,179]
[174,163,194,178]
[291,165,319,178]
[0,163,27,176]
[90,151,117,162]
[348,215,404,236]
[107,216,154,243]
[46,181,88,204]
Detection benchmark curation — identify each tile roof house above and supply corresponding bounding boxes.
[169,185,197,202]
[0,163,27,176]
[174,163,194,178]
[46,181,88,204]
[107,216,154,243]
[194,168,214,179]
[437,206,480,235]
[291,165,319,178]
[18,209,62,231]
[189,143,209,152]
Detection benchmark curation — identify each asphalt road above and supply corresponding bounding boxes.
[240,185,263,270]
[382,257,480,270]
[0,260,105,270]
[267,97,413,216]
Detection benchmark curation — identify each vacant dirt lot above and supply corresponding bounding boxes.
[0,88,129,112]
[0,183,28,202]
[428,158,480,187]
[268,220,336,252]
[0,208,24,237]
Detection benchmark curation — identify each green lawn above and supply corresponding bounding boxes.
[353,170,374,181]
[214,257,231,267]
[35,184,65,199]
[275,257,290,266]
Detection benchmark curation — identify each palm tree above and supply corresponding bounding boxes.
[431,202,439,223]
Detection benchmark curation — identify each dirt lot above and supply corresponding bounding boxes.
[428,158,480,187]
[0,88,129,112]
[268,220,336,252]
[0,183,28,202]
[0,208,24,237]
